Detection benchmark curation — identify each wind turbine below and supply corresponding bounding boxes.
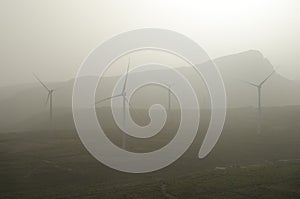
[33,74,56,132]
[241,70,276,134]
[95,58,133,149]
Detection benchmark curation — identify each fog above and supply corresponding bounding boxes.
[1,1,300,198]
[1,0,300,87]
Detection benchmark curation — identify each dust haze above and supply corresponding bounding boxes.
[0,1,299,198]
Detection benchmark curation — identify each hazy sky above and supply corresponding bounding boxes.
[0,0,299,86]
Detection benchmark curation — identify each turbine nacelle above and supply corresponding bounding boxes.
[95,58,132,149]
[240,69,276,88]
[238,69,276,134]
[33,73,56,132]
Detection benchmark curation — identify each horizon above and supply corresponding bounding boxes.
[1,49,299,88]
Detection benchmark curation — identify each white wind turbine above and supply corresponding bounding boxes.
[95,58,134,149]
[33,74,56,132]
[241,70,276,134]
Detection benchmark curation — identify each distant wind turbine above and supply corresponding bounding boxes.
[33,74,56,132]
[240,70,276,134]
[95,58,134,149]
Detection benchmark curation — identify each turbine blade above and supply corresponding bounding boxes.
[124,97,139,117]
[259,70,275,86]
[45,92,50,106]
[168,83,174,95]
[239,79,259,87]
[95,94,122,104]
[33,73,50,92]
[122,57,130,93]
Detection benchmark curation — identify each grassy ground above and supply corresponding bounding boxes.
[0,107,299,198]
[101,161,300,199]
[2,160,299,198]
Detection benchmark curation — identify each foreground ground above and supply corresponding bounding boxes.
[2,160,299,198]
[0,107,300,198]
[76,160,300,199]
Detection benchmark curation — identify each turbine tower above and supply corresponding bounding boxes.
[241,70,275,134]
[95,58,133,149]
[33,74,56,132]
[167,83,174,114]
